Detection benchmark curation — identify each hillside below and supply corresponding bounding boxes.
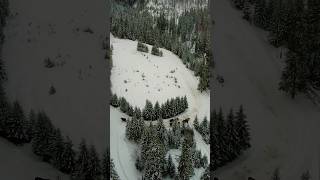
[213,0,320,179]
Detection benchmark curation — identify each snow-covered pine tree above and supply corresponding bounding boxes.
[200,116,209,136]
[156,117,168,149]
[271,168,280,180]
[194,150,202,168]
[25,109,36,142]
[6,100,28,144]
[193,115,199,130]
[253,0,267,29]
[225,109,240,161]
[127,105,134,117]
[110,93,119,107]
[143,100,153,120]
[200,165,210,180]
[110,158,120,180]
[301,170,310,180]
[154,101,161,120]
[167,154,176,178]
[235,105,251,150]
[242,0,251,21]
[119,97,129,113]
[178,139,194,179]
[51,128,65,170]
[72,139,90,180]
[60,136,76,174]
[0,84,10,136]
[134,106,142,119]
[88,145,102,179]
[143,144,163,180]
[102,150,109,180]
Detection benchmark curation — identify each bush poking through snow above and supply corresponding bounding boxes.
[137,42,148,53]
[83,27,94,34]
[151,46,163,57]
[49,85,56,95]
[44,58,55,68]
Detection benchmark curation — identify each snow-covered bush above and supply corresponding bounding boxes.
[137,41,148,53]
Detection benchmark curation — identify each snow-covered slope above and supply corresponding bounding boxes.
[110,35,210,122]
[2,0,107,153]
[0,139,68,180]
[213,0,320,179]
[110,33,210,179]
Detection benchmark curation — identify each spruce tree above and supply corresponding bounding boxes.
[254,0,267,29]
[102,151,110,180]
[110,158,120,180]
[110,94,119,107]
[0,84,9,136]
[225,109,239,161]
[144,142,163,180]
[51,128,65,170]
[235,105,251,150]
[193,115,199,130]
[88,145,102,179]
[200,165,210,180]
[143,100,153,120]
[178,139,194,179]
[154,101,161,120]
[72,139,90,180]
[60,136,76,174]
[167,155,176,178]
[6,100,28,143]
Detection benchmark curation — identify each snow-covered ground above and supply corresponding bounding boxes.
[0,139,68,180]
[110,34,210,179]
[213,0,320,179]
[111,34,210,122]
[2,0,107,152]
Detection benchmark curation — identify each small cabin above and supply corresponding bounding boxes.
[121,117,126,122]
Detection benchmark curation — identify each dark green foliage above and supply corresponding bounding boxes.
[137,41,148,53]
[151,45,163,57]
[178,138,194,179]
[49,85,56,95]
[59,136,76,174]
[200,165,210,180]
[110,93,120,107]
[166,155,176,178]
[44,58,55,68]
[71,139,90,180]
[6,101,29,144]
[210,106,251,171]
[88,145,102,179]
[301,170,310,180]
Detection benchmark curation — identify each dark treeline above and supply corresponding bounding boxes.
[111,0,210,92]
[125,116,209,179]
[233,0,320,98]
[110,93,188,120]
[210,105,251,171]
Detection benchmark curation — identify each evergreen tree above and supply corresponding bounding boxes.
[102,150,110,180]
[25,109,36,142]
[243,0,251,21]
[134,106,142,119]
[225,109,239,161]
[193,115,199,130]
[72,139,90,180]
[235,105,251,150]
[254,0,267,29]
[200,165,210,180]
[60,136,76,174]
[167,154,176,178]
[0,84,9,136]
[178,139,194,179]
[88,145,102,179]
[143,100,153,120]
[51,128,65,170]
[6,100,28,143]
[301,170,310,180]
[119,97,129,113]
[271,168,280,180]
[127,105,134,117]
[154,101,161,120]
[110,158,120,180]
[144,142,163,180]
[110,94,119,107]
